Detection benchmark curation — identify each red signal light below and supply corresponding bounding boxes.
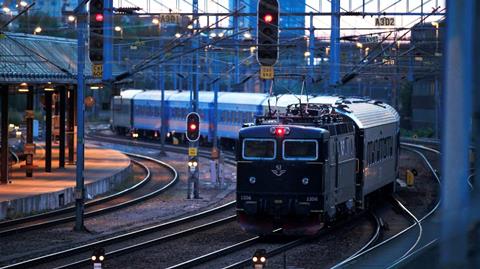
[264,14,273,23]
[275,127,284,136]
[95,13,104,22]
[189,123,197,131]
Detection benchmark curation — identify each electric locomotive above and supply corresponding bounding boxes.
[236,100,400,235]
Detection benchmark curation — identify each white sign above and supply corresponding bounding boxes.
[375,17,395,26]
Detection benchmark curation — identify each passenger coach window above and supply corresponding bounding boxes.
[242,139,276,160]
[283,139,318,161]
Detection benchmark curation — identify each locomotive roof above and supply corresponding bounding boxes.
[167,90,222,102]
[308,95,342,105]
[335,101,400,129]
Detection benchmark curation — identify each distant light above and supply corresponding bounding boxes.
[209,32,217,38]
[243,32,252,40]
[2,7,11,13]
[95,13,104,22]
[90,85,101,90]
[175,33,181,38]
[304,51,311,57]
[189,123,197,131]
[356,42,363,49]
[431,21,439,28]
[67,15,76,22]
[264,14,273,23]
[44,86,55,92]
[18,82,29,93]
[152,17,160,25]
[217,32,224,38]
[34,26,42,34]
[20,1,28,7]
[250,46,256,54]
[187,24,193,29]
[114,26,122,32]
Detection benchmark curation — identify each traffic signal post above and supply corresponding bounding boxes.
[186,112,200,199]
[257,0,279,92]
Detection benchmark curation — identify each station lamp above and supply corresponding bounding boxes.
[186,112,200,142]
[152,17,160,25]
[257,0,279,66]
[33,26,42,35]
[89,0,104,63]
[18,82,29,93]
[44,82,54,92]
[67,15,76,23]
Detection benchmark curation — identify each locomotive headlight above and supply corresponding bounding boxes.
[249,176,256,184]
[99,256,104,261]
[252,256,258,262]
[188,161,193,167]
[260,256,266,263]
[193,161,198,167]
[302,177,309,185]
[91,256,96,261]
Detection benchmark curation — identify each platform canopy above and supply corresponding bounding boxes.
[0,32,123,85]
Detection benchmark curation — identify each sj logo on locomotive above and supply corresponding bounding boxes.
[271,164,286,177]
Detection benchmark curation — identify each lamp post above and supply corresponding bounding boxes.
[114,26,123,39]
[33,26,42,35]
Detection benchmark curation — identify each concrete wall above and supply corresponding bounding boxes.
[0,162,132,220]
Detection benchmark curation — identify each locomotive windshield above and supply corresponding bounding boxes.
[242,139,276,160]
[283,139,318,161]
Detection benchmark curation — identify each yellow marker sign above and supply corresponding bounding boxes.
[188,147,198,157]
[406,169,415,186]
[260,66,274,80]
[92,64,103,78]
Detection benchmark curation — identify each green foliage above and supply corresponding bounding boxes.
[400,127,435,138]
[399,81,413,118]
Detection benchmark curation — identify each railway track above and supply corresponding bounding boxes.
[1,201,237,269]
[330,143,442,268]
[156,211,380,269]
[0,153,178,237]
[86,132,237,165]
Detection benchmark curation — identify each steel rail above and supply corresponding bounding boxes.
[2,210,236,269]
[85,133,236,164]
[0,157,149,230]
[165,229,283,269]
[221,213,377,269]
[330,143,441,268]
[0,152,178,236]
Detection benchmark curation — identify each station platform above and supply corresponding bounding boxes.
[0,144,132,220]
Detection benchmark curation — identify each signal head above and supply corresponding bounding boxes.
[186,112,200,142]
[95,13,104,22]
[257,0,279,66]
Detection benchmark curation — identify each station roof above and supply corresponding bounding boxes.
[0,32,122,85]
